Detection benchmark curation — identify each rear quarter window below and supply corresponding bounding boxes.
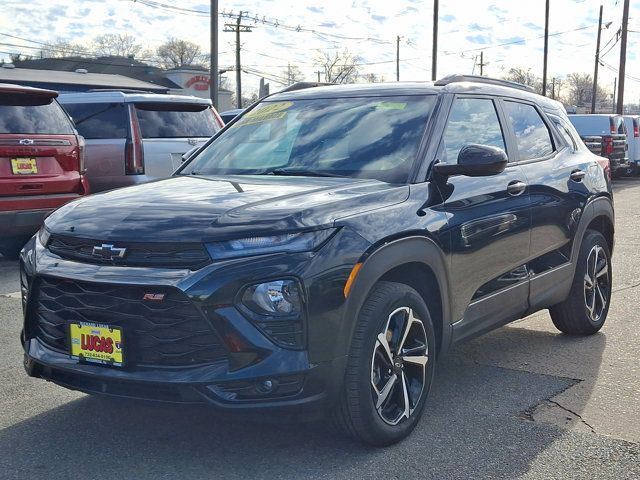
[62,102,128,139]
[0,93,75,134]
[134,103,220,138]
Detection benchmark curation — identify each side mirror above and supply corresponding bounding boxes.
[433,144,508,177]
[182,146,199,163]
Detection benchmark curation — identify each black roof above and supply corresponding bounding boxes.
[12,56,182,89]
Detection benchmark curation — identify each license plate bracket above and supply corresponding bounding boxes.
[11,158,38,175]
[69,322,124,367]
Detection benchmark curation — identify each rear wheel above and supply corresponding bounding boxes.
[549,230,611,335]
[332,281,436,446]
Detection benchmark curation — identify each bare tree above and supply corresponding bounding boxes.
[39,38,90,58]
[565,72,607,107]
[93,34,142,58]
[282,64,305,85]
[156,38,202,69]
[359,72,385,83]
[503,67,542,94]
[315,48,361,84]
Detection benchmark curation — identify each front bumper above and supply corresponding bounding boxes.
[20,229,366,412]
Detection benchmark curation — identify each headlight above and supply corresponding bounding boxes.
[242,279,302,316]
[206,228,336,260]
[38,226,51,246]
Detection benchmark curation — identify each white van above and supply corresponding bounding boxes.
[623,115,639,175]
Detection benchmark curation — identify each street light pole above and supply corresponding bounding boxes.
[591,5,603,114]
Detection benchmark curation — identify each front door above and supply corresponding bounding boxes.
[433,96,531,342]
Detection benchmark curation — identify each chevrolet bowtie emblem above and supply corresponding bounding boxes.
[92,244,127,260]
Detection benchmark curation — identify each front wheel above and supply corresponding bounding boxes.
[332,281,436,446]
[549,230,612,335]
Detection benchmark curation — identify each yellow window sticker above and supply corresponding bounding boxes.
[232,101,294,127]
[375,102,407,110]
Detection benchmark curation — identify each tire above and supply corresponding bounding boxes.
[332,281,436,446]
[549,230,612,335]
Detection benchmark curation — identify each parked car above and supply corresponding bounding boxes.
[59,91,223,192]
[22,76,614,446]
[568,114,629,177]
[219,108,244,124]
[0,83,88,257]
[623,115,640,175]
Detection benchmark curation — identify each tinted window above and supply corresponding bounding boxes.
[441,98,506,163]
[135,103,220,138]
[62,102,128,139]
[0,93,74,134]
[504,101,554,160]
[553,117,578,151]
[182,96,435,183]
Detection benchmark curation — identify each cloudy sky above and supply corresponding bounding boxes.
[1,0,639,103]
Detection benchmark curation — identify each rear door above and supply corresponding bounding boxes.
[133,102,222,178]
[503,101,591,311]
[0,93,81,199]
[434,95,531,341]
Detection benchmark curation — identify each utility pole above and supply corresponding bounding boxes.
[551,77,556,99]
[287,62,291,85]
[616,0,629,114]
[542,0,550,96]
[224,11,252,109]
[316,70,322,82]
[592,5,603,114]
[209,0,218,109]
[477,51,487,76]
[431,0,438,81]
[613,77,617,113]
[396,35,400,81]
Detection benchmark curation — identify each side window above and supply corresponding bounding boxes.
[441,98,506,163]
[503,101,554,160]
[61,103,128,139]
[553,118,578,152]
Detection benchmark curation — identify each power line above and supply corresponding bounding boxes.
[442,24,596,56]
[129,0,394,45]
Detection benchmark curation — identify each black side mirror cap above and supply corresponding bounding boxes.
[433,144,508,177]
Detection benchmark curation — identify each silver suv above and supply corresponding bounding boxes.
[59,91,223,192]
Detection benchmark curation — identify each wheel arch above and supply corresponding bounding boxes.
[574,196,615,262]
[338,236,452,361]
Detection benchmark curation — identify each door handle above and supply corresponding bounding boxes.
[570,170,586,182]
[507,180,527,196]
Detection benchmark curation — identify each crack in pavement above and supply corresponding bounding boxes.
[613,281,640,293]
[547,399,597,434]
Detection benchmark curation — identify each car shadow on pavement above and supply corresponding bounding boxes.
[0,326,605,480]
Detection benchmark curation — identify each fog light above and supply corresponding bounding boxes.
[242,279,302,316]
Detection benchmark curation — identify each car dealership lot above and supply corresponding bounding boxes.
[0,178,638,479]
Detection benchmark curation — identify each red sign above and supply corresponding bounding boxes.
[185,75,210,91]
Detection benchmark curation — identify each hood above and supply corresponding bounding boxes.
[45,175,409,242]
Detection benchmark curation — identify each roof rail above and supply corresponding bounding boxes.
[279,81,334,93]
[86,88,157,94]
[434,74,535,92]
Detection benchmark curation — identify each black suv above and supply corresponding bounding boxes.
[20,76,614,446]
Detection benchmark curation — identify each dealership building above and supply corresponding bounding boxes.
[0,56,233,111]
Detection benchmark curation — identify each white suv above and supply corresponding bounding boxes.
[59,91,223,192]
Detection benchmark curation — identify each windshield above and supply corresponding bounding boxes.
[181,95,435,183]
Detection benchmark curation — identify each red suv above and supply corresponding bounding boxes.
[0,83,89,257]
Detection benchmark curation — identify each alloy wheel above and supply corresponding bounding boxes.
[370,306,429,426]
[583,244,610,323]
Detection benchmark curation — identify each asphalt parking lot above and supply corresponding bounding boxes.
[0,178,638,480]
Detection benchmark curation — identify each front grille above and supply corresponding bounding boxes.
[30,276,228,368]
[47,234,211,270]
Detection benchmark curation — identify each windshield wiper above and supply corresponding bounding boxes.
[268,168,347,178]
